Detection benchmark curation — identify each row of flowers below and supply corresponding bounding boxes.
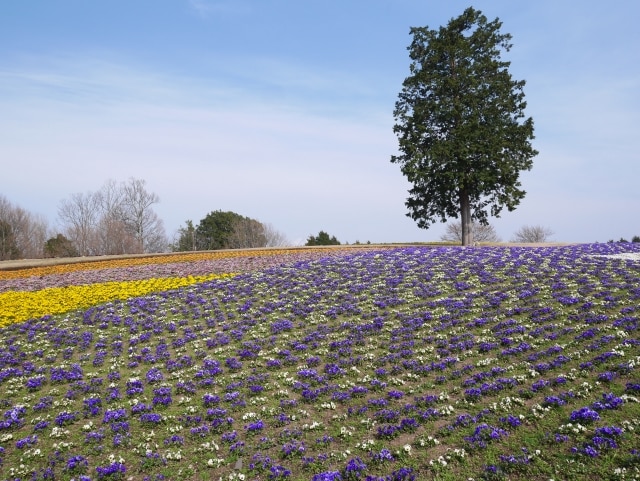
[0,274,234,327]
[0,242,639,480]
[0,247,382,326]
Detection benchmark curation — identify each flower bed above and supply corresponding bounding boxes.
[0,247,381,325]
[0,243,639,480]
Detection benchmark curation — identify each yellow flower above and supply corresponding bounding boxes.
[0,273,234,327]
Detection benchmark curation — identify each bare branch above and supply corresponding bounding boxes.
[510,225,554,243]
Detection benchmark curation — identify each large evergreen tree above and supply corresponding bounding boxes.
[391,7,537,245]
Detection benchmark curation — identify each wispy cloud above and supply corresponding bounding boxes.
[0,54,408,242]
[187,0,252,18]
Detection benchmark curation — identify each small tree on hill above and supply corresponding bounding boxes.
[305,231,340,246]
[511,225,554,243]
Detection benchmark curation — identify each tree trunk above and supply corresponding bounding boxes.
[460,190,473,246]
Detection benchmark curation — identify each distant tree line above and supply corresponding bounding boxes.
[2,184,639,260]
[0,196,49,260]
[610,236,640,243]
[1,178,289,261]
[56,178,167,256]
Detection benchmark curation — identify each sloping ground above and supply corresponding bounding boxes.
[0,243,573,271]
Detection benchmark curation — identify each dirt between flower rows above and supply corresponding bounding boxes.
[0,243,572,272]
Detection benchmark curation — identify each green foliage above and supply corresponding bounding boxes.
[171,220,197,252]
[391,7,537,245]
[305,230,341,246]
[632,235,640,243]
[173,211,267,251]
[44,233,79,258]
[196,210,242,250]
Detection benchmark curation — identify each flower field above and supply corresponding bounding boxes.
[0,244,639,481]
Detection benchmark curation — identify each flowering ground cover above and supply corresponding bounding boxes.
[0,248,378,326]
[0,243,639,480]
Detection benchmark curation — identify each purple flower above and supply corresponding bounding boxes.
[387,389,405,399]
[376,424,399,439]
[131,403,153,415]
[221,430,238,443]
[371,448,394,463]
[152,386,172,407]
[344,457,367,477]
[140,413,163,425]
[500,415,522,428]
[66,454,88,472]
[25,375,46,391]
[103,408,126,424]
[110,421,130,433]
[126,379,144,397]
[32,396,53,412]
[225,357,243,370]
[464,423,509,449]
[84,429,105,444]
[202,393,220,406]
[626,382,640,393]
[15,434,38,449]
[543,395,567,407]
[107,386,121,402]
[246,419,265,432]
[269,464,292,479]
[281,440,305,457]
[570,407,600,423]
[598,371,616,382]
[33,420,50,432]
[164,434,184,446]
[312,472,342,481]
[591,392,624,411]
[145,367,164,384]
[96,461,126,479]
[55,410,79,427]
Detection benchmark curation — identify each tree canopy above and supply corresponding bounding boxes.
[173,211,270,251]
[44,234,79,258]
[305,231,340,246]
[391,7,537,245]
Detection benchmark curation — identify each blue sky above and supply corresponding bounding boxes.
[1,1,638,245]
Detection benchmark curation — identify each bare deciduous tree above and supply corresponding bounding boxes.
[263,223,290,247]
[227,217,267,249]
[13,210,49,259]
[120,178,167,253]
[440,221,501,243]
[58,191,101,256]
[0,195,51,259]
[94,179,134,255]
[511,225,554,243]
[57,178,167,255]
